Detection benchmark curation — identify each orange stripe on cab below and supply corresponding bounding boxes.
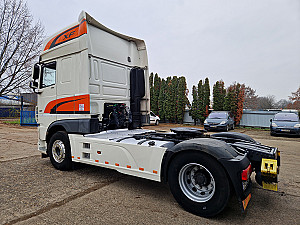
[44,19,87,51]
[44,94,90,114]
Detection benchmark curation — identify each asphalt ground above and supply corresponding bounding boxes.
[0,122,299,224]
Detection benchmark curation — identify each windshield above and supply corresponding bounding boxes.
[208,112,227,119]
[274,113,298,122]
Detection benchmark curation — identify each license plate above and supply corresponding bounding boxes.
[280,129,290,132]
[263,182,278,191]
[211,126,216,128]
[242,193,251,210]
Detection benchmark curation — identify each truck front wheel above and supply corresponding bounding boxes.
[48,131,72,171]
[168,152,230,217]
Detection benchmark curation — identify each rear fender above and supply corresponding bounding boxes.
[161,138,251,201]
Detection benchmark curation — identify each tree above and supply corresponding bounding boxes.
[289,86,300,102]
[235,83,245,124]
[224,82,245,124]
[224,86,236,112]
[0,0,44,96]
[197,80,204,122]
[149,72,154,110]
[243,86,258,109]
[287,86,300,110]
[158,78,166,121]
[189,85,198,125]
[203,78,210,118]
[257,95,276,110]
[176,76,188,123]
[169,76,178,122]
[151,73,161,115]
[165,77,173,122]
[212,80,225,111]
[275,99,292,109]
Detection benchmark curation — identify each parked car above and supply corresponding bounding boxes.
[150,111,160,125]
[204,111,235,132]
[270,112,300,136]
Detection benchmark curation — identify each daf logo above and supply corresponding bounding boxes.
[63,30,75,40]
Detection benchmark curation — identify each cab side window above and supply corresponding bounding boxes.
[40,62,56,88]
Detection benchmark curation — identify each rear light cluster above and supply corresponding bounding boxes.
[241,164,252,181]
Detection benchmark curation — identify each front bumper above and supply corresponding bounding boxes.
[204,124,227,130]
[271,127,300,135]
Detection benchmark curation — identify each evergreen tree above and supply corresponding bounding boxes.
[224,86,236,113]
[152,73,161,115]
[158,79,166,121]
[149,73,154,111]
[177,77,188,123]
[213,80,225,111]
[170,76,178,122]
[165,77,173,122]
[189,85,198,125]
[203,77,210,118]
[197,80,205,122]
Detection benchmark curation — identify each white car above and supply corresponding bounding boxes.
[150,111,160,125]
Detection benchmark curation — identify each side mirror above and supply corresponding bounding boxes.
[32,64,40,80]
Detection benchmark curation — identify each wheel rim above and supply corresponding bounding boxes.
[52,140,66,163]
[179,163,215,202]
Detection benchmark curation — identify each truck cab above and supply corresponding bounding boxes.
[31,11,150,153]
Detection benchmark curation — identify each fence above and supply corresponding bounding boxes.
[0,107,20,117]
[20,110,37,126]
[239,110,281,128]
[183,109,297,128]
[20,96,37,126]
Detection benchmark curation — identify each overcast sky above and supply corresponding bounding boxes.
[27,0,300,101]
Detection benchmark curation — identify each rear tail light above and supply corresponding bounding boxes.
[241,164,252,181]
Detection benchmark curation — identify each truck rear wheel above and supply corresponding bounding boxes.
[48,131,72,171]
[168,152,230,217]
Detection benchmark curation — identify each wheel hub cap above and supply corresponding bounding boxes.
[52,140,65,163]
[179,163,215,202]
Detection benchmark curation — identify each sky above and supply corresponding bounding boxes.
[26,0,300,101]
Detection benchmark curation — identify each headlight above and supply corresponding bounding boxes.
[294,124,300,128]
[271,122,278,127]
[204,119,207,124]
[220,120,226,125]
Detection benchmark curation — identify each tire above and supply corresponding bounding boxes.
[155,120,159,125]
[48,131,73,171]
[168,152,230,217]
[224,125,229,132]
[232,124,235,130]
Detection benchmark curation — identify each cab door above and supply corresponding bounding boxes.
[37,61,57,140]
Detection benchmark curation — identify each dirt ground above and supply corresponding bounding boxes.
[0,122,299,225]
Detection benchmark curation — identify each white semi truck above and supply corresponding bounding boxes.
[30,11,280,217]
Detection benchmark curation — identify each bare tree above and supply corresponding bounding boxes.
[257,95,276,110]
[0,0,44,96]
[275,99,292,109]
